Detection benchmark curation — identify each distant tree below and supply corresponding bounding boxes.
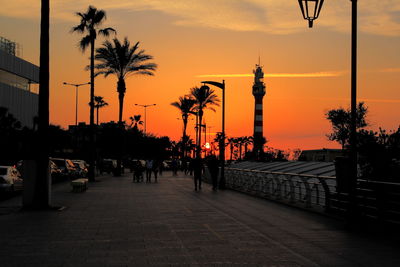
[290,149,302,161]
[93,96,108,125]
[190,86,220,158]
[243,136,253,157]
[227,137,235,161]
[0,107,22,131]
[214,132,226,158]
[94,37,157,123]
[171,95,196,158]
[358,127,400,181]
[129,114,143,130]
[326,102,368,149]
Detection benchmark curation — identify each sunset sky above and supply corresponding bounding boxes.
[1,0,399,150]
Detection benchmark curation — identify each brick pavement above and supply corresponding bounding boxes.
[0,171,399,266]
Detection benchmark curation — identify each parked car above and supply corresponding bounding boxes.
[0,165,23,192]
[99,159,117,175]
[50,158,78,179]
[72,160,88,177]
[50,160,63,182]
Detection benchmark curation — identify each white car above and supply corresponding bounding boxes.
[0,166,23,192]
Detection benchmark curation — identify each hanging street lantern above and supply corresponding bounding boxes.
[298,0,325,28]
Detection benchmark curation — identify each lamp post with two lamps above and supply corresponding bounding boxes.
[63,82,90,125]
[134,103,156,134]
[298,0,358,221]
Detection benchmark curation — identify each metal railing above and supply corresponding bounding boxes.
[204,167,336,212]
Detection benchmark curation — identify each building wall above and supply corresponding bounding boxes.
[0,48,39,129]
[0,82,38,128]
[0,49,39,83]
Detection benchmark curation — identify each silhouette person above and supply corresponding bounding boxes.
[152,159,159,183]
[206,155,219,191]
[193,157,203,191]
[145,159,153,183]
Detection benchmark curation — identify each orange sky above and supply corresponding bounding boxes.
[1,1,400,150]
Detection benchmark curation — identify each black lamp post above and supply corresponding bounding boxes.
[298,0,358,222]
[297,0,325,28]
[201,80,226,189]
[135,103,156,134]
[63,82,90,125]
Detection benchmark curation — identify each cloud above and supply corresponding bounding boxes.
[1,0,400,36]
[196,71,344,78]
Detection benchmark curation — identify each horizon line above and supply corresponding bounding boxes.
[196,71,345,78]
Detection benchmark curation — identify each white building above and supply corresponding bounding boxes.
[0,37,39,128]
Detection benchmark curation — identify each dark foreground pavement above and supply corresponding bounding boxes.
[1,172,399,266]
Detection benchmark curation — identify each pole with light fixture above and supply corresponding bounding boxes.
[63,82,90,125]
[298,0,358,222]
[134,103,156,134]
[201,80,226,189]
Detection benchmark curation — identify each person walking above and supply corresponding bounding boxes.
[193,157,203,191]
[152,160,159,183]
[171,158,178,176]
[188,157,194,176]
[206,155,219,191]
[132,160,144,183]
[145,159,153,183]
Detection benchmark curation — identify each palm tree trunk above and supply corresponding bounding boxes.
[115,78,126,177]
[96,106,99,125]
[27,0,50,209]
[87,38,96,182]
[230,143,233,161]
[117,78,126,123]
[182,115,188,158]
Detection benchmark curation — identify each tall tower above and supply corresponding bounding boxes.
[252,63,266,157]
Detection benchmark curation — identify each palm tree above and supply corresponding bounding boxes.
[227,137,235,161]
[190,86,220,158]
[236,137,245,160]
[72,5,115,125]
[171,95,196,157]
[93,96,108,125]
[94,37,157,123]
[72,5,115,181]
[243,136,253,158]
[129,114,143,130]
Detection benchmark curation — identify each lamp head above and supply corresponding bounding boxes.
[298,0,324,28]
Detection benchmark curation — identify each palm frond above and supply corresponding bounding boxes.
[99,27,116,37]
[78,35,92,52]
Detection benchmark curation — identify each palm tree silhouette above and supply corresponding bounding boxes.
[71,5,115,126]
[93,96,108,125]
[72,5,115,181]
[129,114,143,130]
[171,95,196,157]
[227,137,235,161]
[190,86,220,158]
[243,136,253,158]
[94,37,157,123]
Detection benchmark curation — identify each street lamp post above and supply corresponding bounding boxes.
[63,82,90,125]
[201,80,226,189]
[135,103,156,134]
[298,0,358,221]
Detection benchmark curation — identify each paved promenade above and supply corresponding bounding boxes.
[1,171,399,266]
